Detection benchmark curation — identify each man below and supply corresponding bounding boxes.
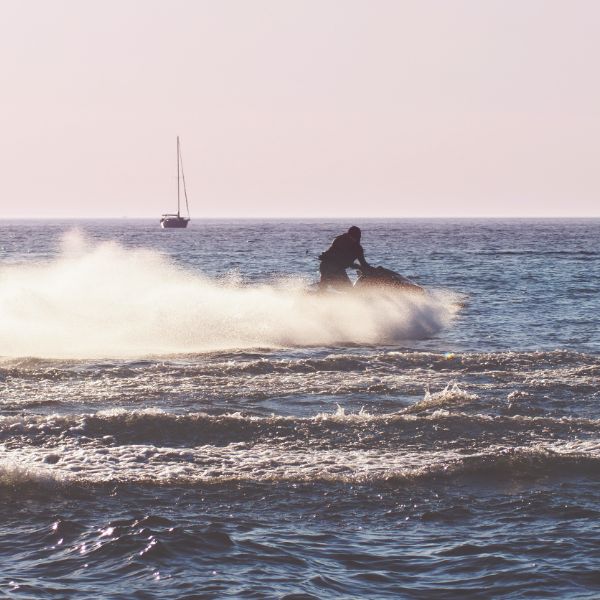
[319,225,370,290]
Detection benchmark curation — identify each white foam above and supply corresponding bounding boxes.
[0,458,73,489]
[402,382,479,414]
[4,435,600,488]
[0,232,459,358]
[3,405,600,488]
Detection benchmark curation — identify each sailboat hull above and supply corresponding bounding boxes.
[160,215,190,229]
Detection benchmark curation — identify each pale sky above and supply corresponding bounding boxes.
[1,0,599,218]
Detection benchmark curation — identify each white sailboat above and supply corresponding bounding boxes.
[160,136,191,228]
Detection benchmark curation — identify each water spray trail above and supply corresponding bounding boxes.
[0,232,459,358]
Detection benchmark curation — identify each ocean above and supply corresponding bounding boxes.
[0,218,599,599]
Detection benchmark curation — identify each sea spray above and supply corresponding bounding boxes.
[0,232,459,358]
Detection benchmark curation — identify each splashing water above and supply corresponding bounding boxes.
[0,232,459,358]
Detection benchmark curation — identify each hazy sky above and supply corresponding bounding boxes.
[1,0,599,218]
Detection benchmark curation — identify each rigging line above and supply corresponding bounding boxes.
[179,140,191,218]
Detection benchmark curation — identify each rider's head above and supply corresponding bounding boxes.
[348,226,361,242]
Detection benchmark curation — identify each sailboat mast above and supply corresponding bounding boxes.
[177,136,180,217]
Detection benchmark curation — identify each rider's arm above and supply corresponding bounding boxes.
[357,245,369,268]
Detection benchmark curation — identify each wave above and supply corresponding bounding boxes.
[2,395,599,493]
[2,403,599,448]
[3,441,600,493]
[0,232,459,359]
[2,349,598,380]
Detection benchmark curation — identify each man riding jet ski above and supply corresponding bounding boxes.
[318,226,370,290]
[318,226,424,294]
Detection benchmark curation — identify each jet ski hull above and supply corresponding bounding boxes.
[354,266,424,294]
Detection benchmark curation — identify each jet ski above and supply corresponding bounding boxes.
[311,264,425,294]
[355,265,467,307]
[353,265,425,294]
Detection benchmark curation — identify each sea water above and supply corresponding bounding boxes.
[0,219,599,599]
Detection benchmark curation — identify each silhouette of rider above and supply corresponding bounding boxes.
[319,226,370,289]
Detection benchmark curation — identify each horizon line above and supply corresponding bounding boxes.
[2,215,600,221]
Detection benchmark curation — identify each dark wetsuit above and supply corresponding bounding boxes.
[319,233,368,289]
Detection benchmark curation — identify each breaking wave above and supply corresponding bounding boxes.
[2,402,600,493]
[2,405,599,447]
[2,441,600,492]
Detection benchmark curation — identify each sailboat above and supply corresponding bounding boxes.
[160,136,191,228]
